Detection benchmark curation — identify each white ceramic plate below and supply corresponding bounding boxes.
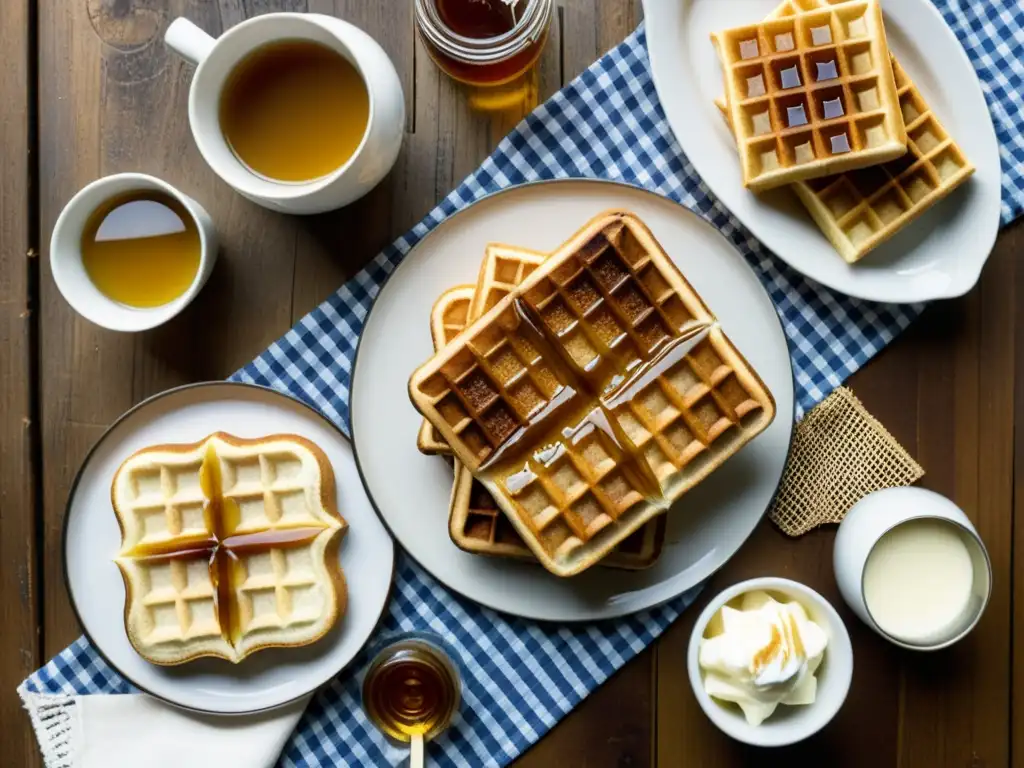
[63,382,395,714]
[643,0,1002,303]
[350,179,795,622]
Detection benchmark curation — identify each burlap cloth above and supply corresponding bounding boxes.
[769,386,924,536]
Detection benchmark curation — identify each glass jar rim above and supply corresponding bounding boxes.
[415,0,552,65]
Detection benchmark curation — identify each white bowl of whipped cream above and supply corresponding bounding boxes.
[687,577,853,746]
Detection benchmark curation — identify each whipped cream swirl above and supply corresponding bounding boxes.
[698,590,828,726]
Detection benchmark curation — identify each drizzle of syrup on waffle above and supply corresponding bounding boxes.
[127,444,323,646]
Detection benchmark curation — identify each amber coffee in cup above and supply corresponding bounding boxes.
[218,39,370,183]
[165,13,405,214]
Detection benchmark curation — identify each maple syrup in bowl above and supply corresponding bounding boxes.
[415,0,552,111]
[362,633,462,743]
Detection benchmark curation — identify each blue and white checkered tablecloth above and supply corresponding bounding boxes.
[22,1,1023,765]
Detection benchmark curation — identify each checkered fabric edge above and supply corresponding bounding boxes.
[23,2,1023,766]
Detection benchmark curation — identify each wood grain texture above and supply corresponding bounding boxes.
[16,0,1021,766]
[1014,221,1024,768]
[2,0,41,765]
[37,0,302,658]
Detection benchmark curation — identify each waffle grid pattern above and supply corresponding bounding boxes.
[718,0,906,189]
[418,287,475,455]
[453,471,664,567]
[414,215,774,574]
[717,49,975,262]
[446,245,666,567]
[610,326,766,482]
[470,247,547,318]
[436,291,472,347]
[134,558,221,645]
[802,57,972,254]
[734,0,977,261]
[454,473,531,557]
[115,441,339,662]
[424,310,561,464]
[522,222,695,391]
[119,458,207,550]
[24,2,1023,764]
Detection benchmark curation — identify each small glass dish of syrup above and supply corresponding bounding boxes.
[415,0,552,112]
[362,632,462,763]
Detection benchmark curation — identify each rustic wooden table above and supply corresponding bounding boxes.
[3,2,1021,766]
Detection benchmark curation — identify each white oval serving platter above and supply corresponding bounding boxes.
[643,0,1002,302]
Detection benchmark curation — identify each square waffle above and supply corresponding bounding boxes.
[410,211,776,577]
[445,243,667,569]
[713,0,907,191]
[417,246,548,456]
[714,0,974,262]
[799,56,974,261]
[449,468,667,568]
[113,433,346,664]
[417,285,475,455]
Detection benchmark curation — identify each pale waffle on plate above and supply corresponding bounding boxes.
[112,433,346,665]
[417,286,475,455]
[715,0,975,262]
[446,243,667,569]
[712,0,907,192]
[410,210,776,577]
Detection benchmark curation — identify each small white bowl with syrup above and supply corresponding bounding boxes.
[833,487,992,651]
[50,173,217,332]
[686,577,854,747]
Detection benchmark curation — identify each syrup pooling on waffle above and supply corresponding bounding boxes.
[113,434,345,664]
[446,244,667,569]
[412,212,775,575]
[418,248,549,457]
[715,0,906,191]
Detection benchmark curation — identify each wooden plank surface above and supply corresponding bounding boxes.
[12,0,1019,766]
[2,1,40,766]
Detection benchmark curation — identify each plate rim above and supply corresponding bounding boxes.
[642,0,1002,303]
[60,380,397,715]
[349,177,796,622]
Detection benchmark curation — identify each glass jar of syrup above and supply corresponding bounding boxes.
[361,633,462,744]
[415,0,553,112]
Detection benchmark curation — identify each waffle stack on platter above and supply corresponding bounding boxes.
[410,210,776,577]
[712,0,974,263]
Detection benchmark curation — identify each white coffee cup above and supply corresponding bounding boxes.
[833,487,992,651]
[50,173,218,332]
[165,13,405,214]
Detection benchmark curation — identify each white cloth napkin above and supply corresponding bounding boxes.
[19,687,307,768]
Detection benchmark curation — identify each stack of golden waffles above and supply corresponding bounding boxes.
[712,0,974,262]
[410,211,776,577]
